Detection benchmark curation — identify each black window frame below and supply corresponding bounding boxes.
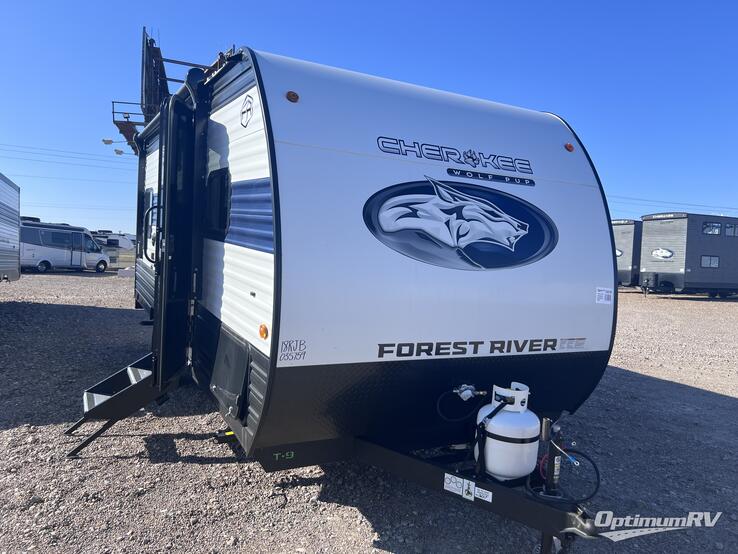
[702,222,721,235]
[41,230,72,248]
[20,227,43,246]
[700,255,720,269]
[84,235,101,253]
[204,167,231,241]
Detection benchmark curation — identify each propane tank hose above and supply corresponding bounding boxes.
[435,390,486,423]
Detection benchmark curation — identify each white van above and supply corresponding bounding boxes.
[21,221,110,272]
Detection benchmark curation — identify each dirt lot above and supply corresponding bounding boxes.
[0,275,736,553]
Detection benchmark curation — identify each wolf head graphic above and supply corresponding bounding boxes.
[377,176,529,257]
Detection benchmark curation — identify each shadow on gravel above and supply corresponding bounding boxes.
[0,301,212,431]
[18,271,119,278]
[143,431,249,465]
[271,366,738,553]
[662,296,738,303]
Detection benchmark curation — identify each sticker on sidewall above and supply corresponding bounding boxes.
[443,473,492,503]
[443,473,463,496]
[596,287,613,304]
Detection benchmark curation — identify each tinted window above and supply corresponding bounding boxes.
[73,232,84,251]
[85,236,100,252]
[702,222,721,235]
[701,255,719,268]
[21,227,43,246]
[40,230,72,247]
[726,223,736,237]
[205,168,230,239]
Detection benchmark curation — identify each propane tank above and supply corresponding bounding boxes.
[475,382,540,481]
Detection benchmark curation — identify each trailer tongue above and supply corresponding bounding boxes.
[66,38,617,552]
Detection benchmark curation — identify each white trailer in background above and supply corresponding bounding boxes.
[0,173,20,282]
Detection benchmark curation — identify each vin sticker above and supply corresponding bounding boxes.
[596,287,613,305]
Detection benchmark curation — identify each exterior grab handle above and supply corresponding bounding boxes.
[142,205,159,264]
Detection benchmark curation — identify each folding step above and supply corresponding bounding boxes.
[64,353,172,457]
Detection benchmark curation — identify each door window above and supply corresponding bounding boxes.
[204,168,231,240]
[73,233,84,251]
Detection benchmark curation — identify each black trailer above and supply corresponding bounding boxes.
[612,219,642,286]
[640,212,738,297]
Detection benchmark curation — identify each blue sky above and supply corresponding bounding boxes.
[1,1,736,232]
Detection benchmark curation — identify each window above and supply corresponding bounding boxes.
[85,236,100,253]
[72,232,84,252]
[726,223,737,237]
[701,255,720,268]
[702,222,721,235]
[143,191,159,228]
[204,168,231,239]
[40,230,72,248]
[20,227,43,246]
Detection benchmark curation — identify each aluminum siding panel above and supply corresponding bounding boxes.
[135,136,159,310]
[201,66,274,357]
[640,218,688,275]
[685,215,738,287]
[0,174,20,279]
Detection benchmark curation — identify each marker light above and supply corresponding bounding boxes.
[564,143,575,152]
[259,324,269,340]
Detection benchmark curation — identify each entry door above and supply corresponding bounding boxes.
[151,95,197,390]
[71,232,84,268]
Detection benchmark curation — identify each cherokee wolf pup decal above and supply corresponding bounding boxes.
[364,177,558,270]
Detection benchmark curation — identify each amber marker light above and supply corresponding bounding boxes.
[259,324,269,340]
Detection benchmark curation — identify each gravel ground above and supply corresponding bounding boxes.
[0,275,736,553]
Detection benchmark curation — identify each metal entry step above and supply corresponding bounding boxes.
[65,353,169,457]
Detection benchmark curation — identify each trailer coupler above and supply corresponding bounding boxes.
[354,438,601,553]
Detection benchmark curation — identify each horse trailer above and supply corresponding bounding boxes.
[21,221,110,273]
[0,173,21,282]
[611,219,642,286]
[640,212,738,297]
[69,47,617,551]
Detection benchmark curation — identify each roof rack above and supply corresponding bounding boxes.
[111,28,234,154]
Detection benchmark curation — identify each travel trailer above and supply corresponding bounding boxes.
[0,173,20,282]
[92,231,135,250]
[640,212,738,297]
[92,231,135,269]
[69,46,616,551]
[21,221,110,273]
[611,219,642,286]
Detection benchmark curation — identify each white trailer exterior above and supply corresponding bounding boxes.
[0,173,20,282]
[130,49,616,464]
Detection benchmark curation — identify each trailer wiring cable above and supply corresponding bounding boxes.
[525,446,601,505]
[435,390,488,423]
